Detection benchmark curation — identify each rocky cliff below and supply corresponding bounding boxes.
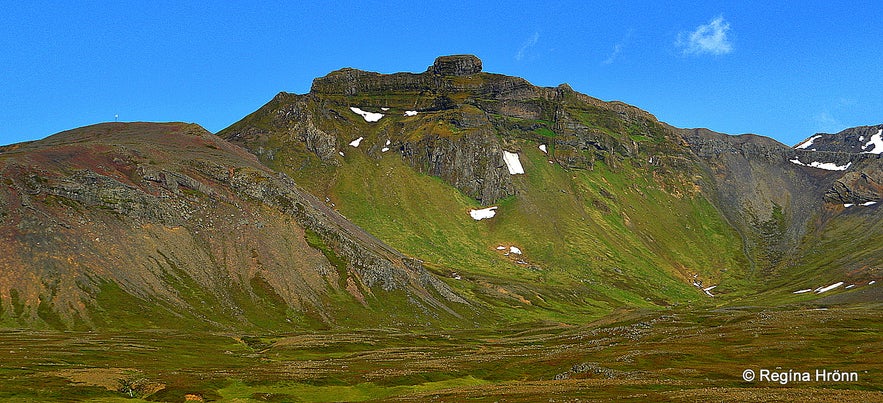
[220,55,676,205]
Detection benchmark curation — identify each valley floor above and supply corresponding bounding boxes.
[1,304,881,402]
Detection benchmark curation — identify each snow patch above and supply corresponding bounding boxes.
[789,158,851,171]
[793,289,812,294]
[844,203,854,208]
[349,137,364,147]
[338,151,345,157]
[861,201,877,206]
[469,206,498,220]
[807,161,850,171]
[349,107,384,122]
[701,285,717,297]
[539,144,547,153]
[845,284,855,289]
[381,107,389,111]
[862,129,883,154]
[404,110,418,117]
[796,135,821,149]
[870,280,877,285]
[381,147,389,152]
[509,246,522,255]
[503,151,525,174]
[859,136,865,142]
[496,245,507,250]
[816,281,844,294]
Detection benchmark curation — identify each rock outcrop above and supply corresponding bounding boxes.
[824,171,882,204]
[428,54,482,76]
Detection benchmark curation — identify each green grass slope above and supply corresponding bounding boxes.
[251,126,751,325]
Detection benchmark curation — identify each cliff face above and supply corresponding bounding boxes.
[0,122,467,330]
[220,55,675,205]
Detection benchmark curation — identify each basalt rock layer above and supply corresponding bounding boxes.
[220,55,669,205]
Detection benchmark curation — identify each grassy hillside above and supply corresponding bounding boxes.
[264,128,752,325]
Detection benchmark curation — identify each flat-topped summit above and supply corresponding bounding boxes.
[427,54,482,76]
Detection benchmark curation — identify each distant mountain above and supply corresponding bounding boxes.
[2,56,880,330]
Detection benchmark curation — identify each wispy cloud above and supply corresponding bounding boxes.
[677,16,733,56]
[813,98,856,133]
[515,32,539,61]
[813,111,844,134]
[603,31,633,65]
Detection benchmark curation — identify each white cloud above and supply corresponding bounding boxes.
[515,32,539,61]
[603,31,632,65]
[603,43,623,65]
[677,16,733,56]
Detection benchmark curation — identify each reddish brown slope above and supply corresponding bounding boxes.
[0,122,468,330]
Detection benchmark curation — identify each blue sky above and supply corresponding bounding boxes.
[2,1,881,146]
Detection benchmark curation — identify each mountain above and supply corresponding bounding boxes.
[218,54,881,321]
[2,55,880,331]
[0,122,468,330]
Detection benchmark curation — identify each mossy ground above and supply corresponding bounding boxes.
[1,304,880,402]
